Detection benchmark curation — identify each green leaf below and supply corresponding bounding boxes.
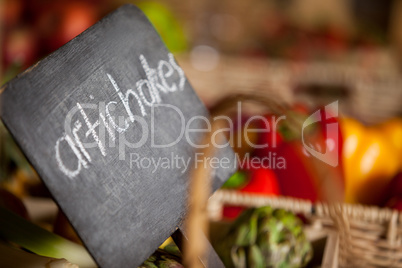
[0,207,95,267]
[248,245,265,268]
[222,172,248,189]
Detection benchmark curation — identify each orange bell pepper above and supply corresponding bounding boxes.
[340,117,400,204]
[378,118,402,168]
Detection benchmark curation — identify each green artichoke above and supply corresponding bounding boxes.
[139,248,183,268]
[214,206,313,268]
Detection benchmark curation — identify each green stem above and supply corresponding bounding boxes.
[0,207,96,268]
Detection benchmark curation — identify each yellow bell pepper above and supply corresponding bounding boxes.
[340,117,400,204]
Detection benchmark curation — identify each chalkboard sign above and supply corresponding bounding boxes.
[0,5,235,267]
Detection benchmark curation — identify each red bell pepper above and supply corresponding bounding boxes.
[222,167,280,220]
[253,114,283,158]
[273,105,344,202]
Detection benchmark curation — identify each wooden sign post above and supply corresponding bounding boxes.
[0,5,235,267]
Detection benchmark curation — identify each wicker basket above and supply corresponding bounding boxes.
[208,190,402,268]
[186,87,402,267]
[177,54,402,124]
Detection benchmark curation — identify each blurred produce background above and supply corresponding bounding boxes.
[2,0,402,203]
[1,0,402,267]
[3,0,402,119]
[2,0,402,76]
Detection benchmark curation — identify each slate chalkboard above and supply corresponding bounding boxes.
[0,5,235,267]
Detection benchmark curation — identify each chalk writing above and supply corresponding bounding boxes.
[55,53,186,179]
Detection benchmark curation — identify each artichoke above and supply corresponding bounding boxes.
[214,206,313,268]
[139,248,183,268]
